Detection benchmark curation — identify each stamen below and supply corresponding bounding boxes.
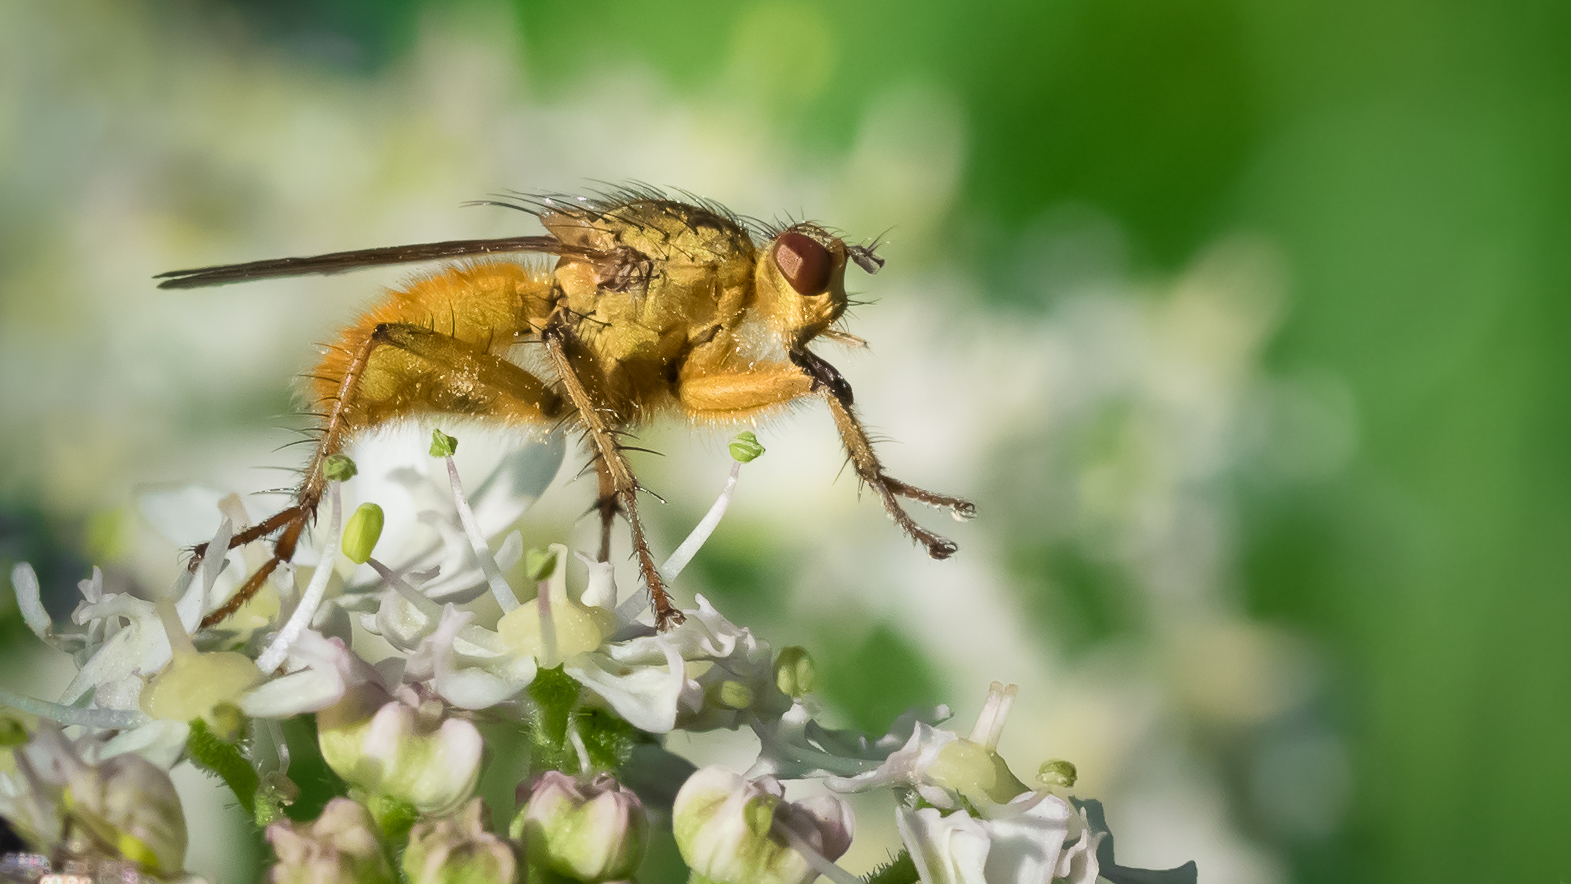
[0,687,148,730]
[256,485,342,673]
[968,681,1019,750]
[367,557,443,619]
[443,454,519,613]
[155,598,196,658]
[660,461,742,583]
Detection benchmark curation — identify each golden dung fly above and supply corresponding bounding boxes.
[157,189,975,630]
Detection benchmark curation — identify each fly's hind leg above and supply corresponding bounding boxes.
[541,315,684,629]
[197,321,564,629]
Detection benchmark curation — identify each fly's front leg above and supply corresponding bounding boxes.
[542,316,684,629]
[789,349,976,559]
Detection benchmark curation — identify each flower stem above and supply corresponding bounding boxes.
[444,454,519,613]
[256,484,342,673]
[661,461,742,583]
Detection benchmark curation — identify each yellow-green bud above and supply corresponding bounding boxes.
[317,688,483,816]
[430,429,459,458]
[342,503,385,565]
[511,772,649,883]
[1037,759,1078,789]
[672,767,852,884]
[773,647,816,697]
[322,454,358,482]
[266,798,395,884]
[403,800,515,884]
[728,431,765,463]
[524,547,558,582]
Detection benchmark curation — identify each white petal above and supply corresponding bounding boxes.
[10,563,52,644]
[136,485,232,547]
[494,531,524,572]
[568,639,687,733]
[982,793,1071,884]
[897,806,991,884]
[242,666,346,717]
[92,720,191,769]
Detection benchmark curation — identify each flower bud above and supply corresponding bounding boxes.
[510,771,648,883]
[267,798,395,884]
[317,687,483,815]
[63,754,188,877]
[673,767,853,884]
[403,799,516,884]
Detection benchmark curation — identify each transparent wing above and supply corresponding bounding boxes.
[154,236,585,289]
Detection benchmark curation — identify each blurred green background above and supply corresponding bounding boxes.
[3,0,1568,881]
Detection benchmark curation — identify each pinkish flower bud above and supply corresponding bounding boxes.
[403,799,517,884]
[266,798,395,884]
[510,771,648,883]
[672,767,853,884]
[317,686,482,815]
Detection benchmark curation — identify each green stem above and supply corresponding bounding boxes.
[186,718,259,817]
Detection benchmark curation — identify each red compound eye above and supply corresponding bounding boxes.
[774,231,832,296]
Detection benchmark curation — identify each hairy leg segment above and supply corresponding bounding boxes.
[193,321,564,628]
[541,314,686,629]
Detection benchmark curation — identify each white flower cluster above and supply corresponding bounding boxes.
[0,432,1195,884]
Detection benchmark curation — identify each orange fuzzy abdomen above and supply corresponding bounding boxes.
[308,261,557,434]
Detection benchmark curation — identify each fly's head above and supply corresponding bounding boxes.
[755,224,884,351]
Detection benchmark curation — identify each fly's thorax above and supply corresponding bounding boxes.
[753,225,850,350]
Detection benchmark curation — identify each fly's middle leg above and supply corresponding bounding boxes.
[542,315,684,630]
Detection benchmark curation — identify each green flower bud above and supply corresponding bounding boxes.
[342,503,385,565]
[63,754,188,877]
[317,687,483,816]
[773,647,816,698]
[403,799,516,884]
[673,767,852,884]
[323,454,359,482]
[266,798,395,884]
[728,432,765,463]
[511,771,648,883]
[1037,759,1078,789]
[430,429,459,458]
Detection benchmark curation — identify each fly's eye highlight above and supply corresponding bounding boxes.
[774,231,832,296]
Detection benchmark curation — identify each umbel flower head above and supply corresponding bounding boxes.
[0,430,1196,884]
